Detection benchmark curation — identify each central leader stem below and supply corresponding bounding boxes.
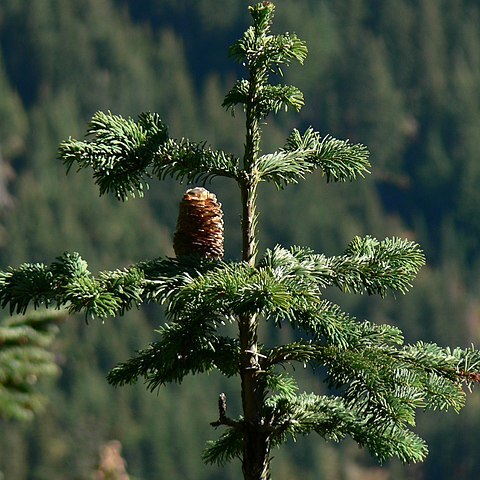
[239,71,272,480]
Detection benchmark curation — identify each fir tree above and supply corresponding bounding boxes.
[0,3,479,479]
[0,311,62,421]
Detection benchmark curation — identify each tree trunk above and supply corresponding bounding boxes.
[239,65,272,479]
[242,425,272,480]
[239,179,271,479]
[239,313,271,480]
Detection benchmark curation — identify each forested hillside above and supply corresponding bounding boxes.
[1,1,480,478]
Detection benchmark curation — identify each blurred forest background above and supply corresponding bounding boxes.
[1,0,480,479]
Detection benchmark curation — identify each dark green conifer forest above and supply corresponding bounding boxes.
[1,1,480,478]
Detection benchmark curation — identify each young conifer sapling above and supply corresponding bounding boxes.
[0,3,479,479]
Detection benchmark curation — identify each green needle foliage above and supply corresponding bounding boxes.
[0,311,63,421]
[0,3,479,479]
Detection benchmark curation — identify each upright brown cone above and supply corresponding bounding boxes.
[173,187,224,259]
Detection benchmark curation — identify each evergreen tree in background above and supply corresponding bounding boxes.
[0,311,62,421]
[0,3,479,479]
